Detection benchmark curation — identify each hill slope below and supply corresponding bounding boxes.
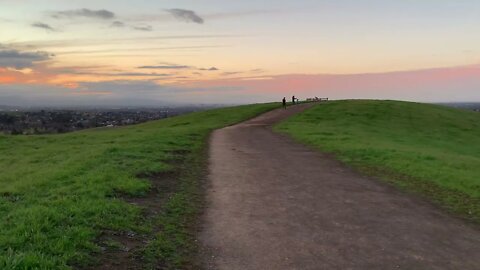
[0,103,278,269]
[276,100,480,222]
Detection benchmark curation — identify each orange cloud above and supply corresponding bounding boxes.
[0,76,16,83]
[0,66,58,84]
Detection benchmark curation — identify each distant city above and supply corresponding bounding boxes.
[0,105,220,135]
[441,102,480,112]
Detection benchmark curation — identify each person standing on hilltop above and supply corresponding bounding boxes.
[282,97,287,109]
[292,96,296,104]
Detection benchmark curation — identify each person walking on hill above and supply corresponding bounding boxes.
[292,96,296,104]
[282,97,287,109]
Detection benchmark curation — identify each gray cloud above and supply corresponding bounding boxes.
[110,21,125,28]
[138,65,190,69]
[199,67,219,71]
[139,65,220,71]
[32,22,56,32]
[132,25,153,31]
[0,49,52,69]
[108,21,154,31]
[9,35,235,51]
[166,9,204,24]
[114,72,168,77]
[111,21,153,32]
[57,68,171,77]
[52,8,115,20]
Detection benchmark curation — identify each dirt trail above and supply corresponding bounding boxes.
[200,103,480,270]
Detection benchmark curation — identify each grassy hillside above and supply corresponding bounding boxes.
[276,100,480,222]
[0,103,278,269]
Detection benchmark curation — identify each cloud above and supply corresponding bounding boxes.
[221,71,242,76]
[166,9,204,24]
[110,21,153,32]
[113,72,169,77]
[52,8,115,20]
[250,68,264,73]
[132,25,153,31]
[137,63,220,71]
[139,65,220,71]
[8,35,234,51]
[31,22,56,32]
[199,67,219,71]
[110,21,125,28]
[138,65,190,69]
[57,68,171,77]
[0,49,52,69]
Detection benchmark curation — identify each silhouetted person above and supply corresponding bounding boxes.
[292,96,296,104]
[282,97,287,109]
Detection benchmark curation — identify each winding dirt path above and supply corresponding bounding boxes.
[200,103,480,270]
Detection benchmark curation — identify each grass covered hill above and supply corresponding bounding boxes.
[0,103,278,269]
[276,100,480,223]
[2,99,479,269]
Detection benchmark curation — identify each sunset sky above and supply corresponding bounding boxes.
[1,0,479,106]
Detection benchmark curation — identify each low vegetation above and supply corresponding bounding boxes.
[276,100,480,223]
[0,103,278,269]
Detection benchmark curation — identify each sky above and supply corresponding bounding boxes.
[0,0,479,106]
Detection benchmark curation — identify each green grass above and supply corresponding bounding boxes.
[0,103,278,269]
[276,100,480,222]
